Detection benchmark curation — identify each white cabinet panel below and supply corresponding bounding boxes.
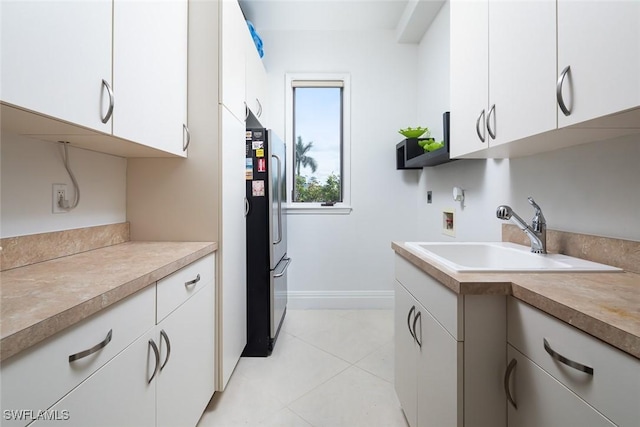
[488,0,556,147]
[156,281,215,427]
[394,281,419,427]
[557,0,640,128]
[416,306,460,427]
[219,0,247,122]
[219,106,247,389]
[32,329,157,427]
[0,0,112,133]
[113,0,188,156]
[245,28,268,125]
[506,345,615,427]
[450,0,488,158]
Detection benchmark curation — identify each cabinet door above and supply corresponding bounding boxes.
[113,0,188,156]
[450,0,488,158]
[245,28,268,125]
[0,0,112,133]
[557,1,640,127]
[32,329,157,427]
[416,305,460,427]
[219,0,247,122]
[506,346,615,427]
[488,0,556,146]
[219,106,247,389]
[394,282,418,427]
[157,281,215,427]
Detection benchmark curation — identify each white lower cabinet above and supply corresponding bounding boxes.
[32,329,157,427]
[156,278,215,427]
[505,345,615,427]
[395,281,459,427]
[394,255,506,427]
[0,254,215,427]
[507,297,640,427]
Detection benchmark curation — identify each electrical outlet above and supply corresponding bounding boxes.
[52,184,68,214]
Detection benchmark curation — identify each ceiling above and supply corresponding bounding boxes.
[239,0,445,41]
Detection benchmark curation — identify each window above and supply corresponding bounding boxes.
[285,74,351,213]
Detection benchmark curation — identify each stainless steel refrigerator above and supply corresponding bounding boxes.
[243,128,290,356]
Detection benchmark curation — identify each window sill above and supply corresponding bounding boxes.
[284,204,353,215]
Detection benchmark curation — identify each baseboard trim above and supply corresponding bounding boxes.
[287,290,394,309]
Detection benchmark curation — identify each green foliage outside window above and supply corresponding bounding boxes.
[294,136,341,203]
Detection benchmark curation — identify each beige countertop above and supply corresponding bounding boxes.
[392,241,640,359]
[0,241,217,362]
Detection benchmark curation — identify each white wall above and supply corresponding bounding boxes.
[415,2,640,243]
[261,29,421,308]
[0,132,127,238]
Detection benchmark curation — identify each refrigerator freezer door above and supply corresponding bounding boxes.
[271,255,290,338]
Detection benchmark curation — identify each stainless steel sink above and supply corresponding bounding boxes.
[404,242,622,273]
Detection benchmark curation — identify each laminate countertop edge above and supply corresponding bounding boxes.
[392,241,640,360]
[0,241,217,362]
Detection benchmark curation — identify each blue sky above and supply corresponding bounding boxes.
[294,87,341,184]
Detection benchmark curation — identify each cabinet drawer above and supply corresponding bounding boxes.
[508,298,640,427]
[395,255,462,340]
[506,345,615,427]
[156,254,214,322]
[0,285,155,427]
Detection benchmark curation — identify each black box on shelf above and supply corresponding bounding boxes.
[396,112,454,169]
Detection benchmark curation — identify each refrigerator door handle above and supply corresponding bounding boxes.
[272,153,283,244]
[273,257,291,278]
[244,197,249,217]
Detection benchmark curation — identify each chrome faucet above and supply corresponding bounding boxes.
[496,197,547,254]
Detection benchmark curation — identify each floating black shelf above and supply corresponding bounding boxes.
[396,112,455,169]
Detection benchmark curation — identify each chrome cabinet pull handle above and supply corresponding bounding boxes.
[406,305,416,340]
[159,330,171,370]
[69,329,113,362]
[543,338,593,375]
[185,274,201,287]
[101,79,114,124]
[475,109,486,143]
[412,311,422,348]
[504,358,518,409]
[148,339,160,383]
[487,104,496,139]
[183,123,191,151]
[556,65,572,116]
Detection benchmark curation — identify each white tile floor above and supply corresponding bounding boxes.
[197,310,409,427]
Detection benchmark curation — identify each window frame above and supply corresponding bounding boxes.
[284,73,352,214]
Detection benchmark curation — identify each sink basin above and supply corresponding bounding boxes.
[404,242,622,273]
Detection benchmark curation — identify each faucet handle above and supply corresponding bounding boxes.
[527,197,546,226]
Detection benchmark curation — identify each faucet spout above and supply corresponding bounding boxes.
[496,198,547,254]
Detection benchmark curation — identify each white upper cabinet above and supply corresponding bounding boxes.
[219,0,247,122]
[449,0,488,158]
[113,0,188,156]
[0,0,188,158]
[451,0,640,158]
[557,0,640,128]
[245,27,269,126]
[0,0,113,133]
[450,0,556,158]
[488,0,556,147]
